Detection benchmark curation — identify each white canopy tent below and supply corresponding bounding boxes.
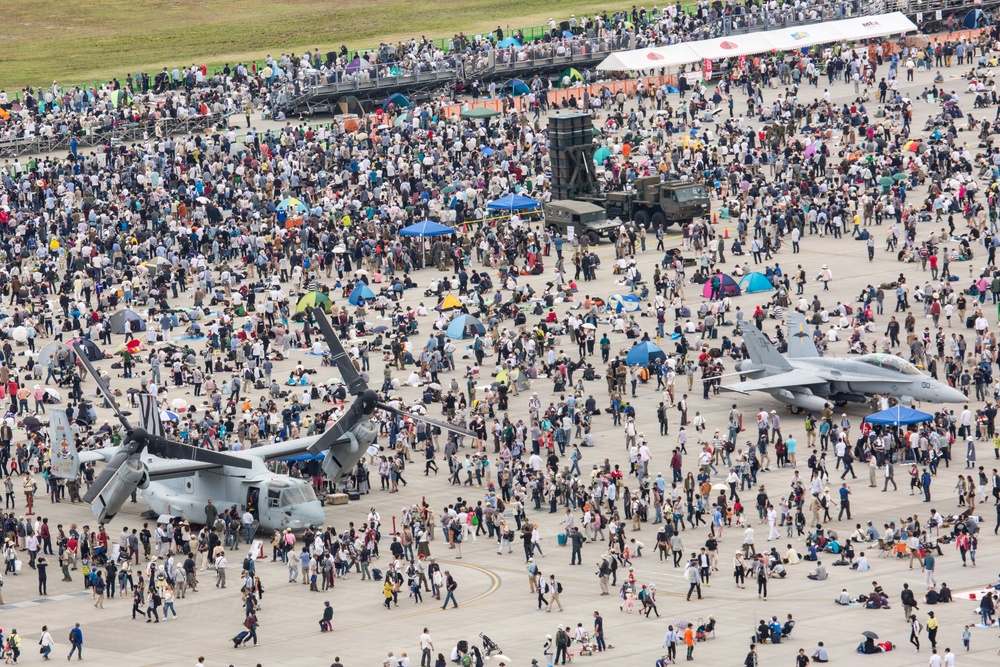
[597,11,918,72]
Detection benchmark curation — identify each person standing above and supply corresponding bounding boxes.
[663,625,679,662]
[39,625,53,661]
[67,623,83,661]
[419,628,434,667]
[239,611,258,647]
[215,550,228,588]
[555,625,570,665]
[684,558,702,601]
[548,574,564,612]
[441,571,458,609]
[910,614,923,652]
[926,611,939,650]
[36,554,48,595]
[684,624,695,660]
[593,611,606,652]
[93,570,105,608]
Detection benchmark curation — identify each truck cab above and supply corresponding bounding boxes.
[543,200,619,245]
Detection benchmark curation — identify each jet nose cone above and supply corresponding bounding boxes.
[942,387,967,403]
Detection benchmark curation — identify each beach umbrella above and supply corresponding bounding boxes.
[348,283,376,306]
[278,197,307,213]
[45,388,61,402]
[114,339,143,354]
[446,314,486,339]
[594,146,612,163]
[159,410,179,421]
[893,172,909,182]
[393,112,414,127]
[296,290,332,314]
[877,176,894,187]
[11,326,27,342]
[345,57,373,74]
[171,398,188,412]
[437,294,464,311]
[861,631,879,639]
[904,140,922,152]
[23,416,41,429]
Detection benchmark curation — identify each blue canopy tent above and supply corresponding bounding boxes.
[609,293,641,313]
[500,79,530,95]
[738,272,774,294]
[487,194,541,213]
[497,37,521,48]
[964,8,989,29]
[348,283,376,305]
[625,341,666,366]
[399,220,455,267]
[446,314,487,339]
[863,406,934,428]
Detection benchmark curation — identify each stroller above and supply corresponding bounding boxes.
[479,634,502,657]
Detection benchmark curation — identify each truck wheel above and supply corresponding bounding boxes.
[651,211,667,230]
[634,210,651,230]
[588,231,600,246]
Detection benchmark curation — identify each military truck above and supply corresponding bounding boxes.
[587,177,711,230]
[543,199,621,245]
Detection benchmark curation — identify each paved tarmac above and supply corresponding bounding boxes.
[3,59,1000,667]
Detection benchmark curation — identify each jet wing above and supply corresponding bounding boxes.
[723,369,827,394]
[814,368,915,385]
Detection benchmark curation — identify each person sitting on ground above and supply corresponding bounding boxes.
[812,642,830,663]
[864,592,889,609]
[784,544,800,565]
[924,585,940,605]
[803,541,819,561]
[807,560,828,580]
[755,619,770,644]
[857,637,878,654]
[852,551,870,572]
[834,588,853,605]
[937,583,953,603]
[781,614,795,637]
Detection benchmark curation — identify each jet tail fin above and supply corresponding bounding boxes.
[786,312,820,359]
[48,408,80,480]
[740,323,793,371]
[136,393,166,438]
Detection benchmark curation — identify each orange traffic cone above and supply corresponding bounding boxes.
[724,228,729,239]
[712,212,718,225]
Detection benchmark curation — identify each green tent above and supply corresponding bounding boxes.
[337,95,365,116]
[460,107,500,119]
[558,67,585,88]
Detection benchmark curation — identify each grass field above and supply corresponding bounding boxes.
[2,0,645,90]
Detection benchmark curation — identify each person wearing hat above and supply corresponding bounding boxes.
[818,264,833,290]
[319,600,334,632]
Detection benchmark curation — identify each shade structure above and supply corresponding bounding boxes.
[738,272,774,294]
[500,78,530,95]
[382,92,411,109]
[109,308,147,334]
[864,406,934,427]
[37,341,73,367]
[460,107,501,120]
[701,273,741,298]
[66,337,104,361]
[398,220,454,237]
[498,37,521,48]
[277,197,307,212]
[446,314,486,339]
[598,12,917,71]
[609,293,642,313]
[337,95,364,115]
[295,290,332,313]
[487,194,541,212]
[348,283,376,306]
[558,67,584,87]
[594,146,612,163]
[345,57,373,74]
[625,341,666,366]
[437,294,464,311]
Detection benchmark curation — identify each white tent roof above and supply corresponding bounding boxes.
[597,12,918,72]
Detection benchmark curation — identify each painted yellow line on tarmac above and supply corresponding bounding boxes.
[141,559,502,667]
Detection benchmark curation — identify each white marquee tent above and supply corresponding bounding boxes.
[597,11,918,71]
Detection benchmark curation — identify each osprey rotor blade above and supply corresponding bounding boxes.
[144,437,254,468]
[313,308,368,395]
[307,398,367,455]
[71,342,133,431]
[82,448,132,504]
[377,402,477,439]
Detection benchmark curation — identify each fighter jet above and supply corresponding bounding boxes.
[724,313,966,412]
